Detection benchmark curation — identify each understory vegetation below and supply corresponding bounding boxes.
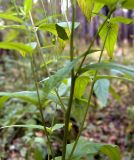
[0,0,134,159]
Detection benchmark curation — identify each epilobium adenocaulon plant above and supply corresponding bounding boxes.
[0,0,134,159]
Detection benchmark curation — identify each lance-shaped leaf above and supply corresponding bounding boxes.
[43,59,78,97]
[0,123,64,134]
[110,16,133,24]
[0,90,66,109]
[99,22,119,58]
[122,0,134,9]
[0,12,23,23]
[24,0,33,17]
[80,62,134,76]
[74,76,90,99]
[0,25,28,30]
[77,0,94,21]
[56,24,68,40]
[66,138,121,160]
[77,0,104,20]
[94,79,110,106]
[42,50,99,97]
[0,91,40,105]
[38,22,80,40]
[0,42,34,56]
[94,0,134,9]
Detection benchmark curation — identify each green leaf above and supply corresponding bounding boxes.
[94,79,110,106]
[100,145,121,160]
[77,0,94,21]
[74,76,90,99]
[0,97,9,109]
[0,25,27,30]
[57,22,80,30]
[94,0,134,9]
[0,91,40,105]
[35,14,62,26]
[80,62,134,76]
[66,138,121,160]
[42,59,78,97]
[24,0,33,17]
[34,147,44,160]
[39,22,79,39]
[0,124,44,130]
[41,50,103,97]
[92,2,104,16]
[99,22,119,58]
[56,24,69,40]
[39,23,58,36]
[77,0,104,20]
[122,0,134,9]
[0,123,64,133]
[0,42,33,56]
[51,123,64,132]
[95,0,116,4]
[96,75,134,82]
[0,12,23,23]
[110,16,133,24]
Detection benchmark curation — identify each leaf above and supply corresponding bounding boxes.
[35,14,62,26]
[93,0,117,5]
[0,123,64,133]
[77,0,104,20]
[0,91,40,105]
[34,147,44,160]
[92,2,104,16]
[39,22,80,38]
[24,0,33,17]
[39,23,58,36]
[96,75,134,82]
[122,0,134,9]
[42,59,78,97]
[110,16,133,24]
[0,42,33,56]
[51,124,64,132]
[100,145,121,160]
[0,124,44,130]
[41,50,103,97]
[80,62,134,77]
[66,138,121,160]
[94,79,110,106]
[99,22,119,58]
[74,76,90,99]
[0,25,27,30]
[0,12,23,23]
[95,0,134,9]
[56,24,68,40]
[77,0,94,21]
[0,97,9,109]
[57,22,80,30]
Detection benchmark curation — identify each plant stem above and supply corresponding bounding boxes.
[62,1,75,160]
[30,55,55,160]
[55,90,66,112]
[68,22,111,160]
[29,11,50,76]
[75,8,115,76]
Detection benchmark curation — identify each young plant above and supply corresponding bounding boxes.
[0,0,134,159]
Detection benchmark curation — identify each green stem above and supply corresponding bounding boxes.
[30,55,55,160]
[68,21,111,160]
[29,11,50,76]
[75,8,115,76]
[55,90,66,112]
[62,1,75,160]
